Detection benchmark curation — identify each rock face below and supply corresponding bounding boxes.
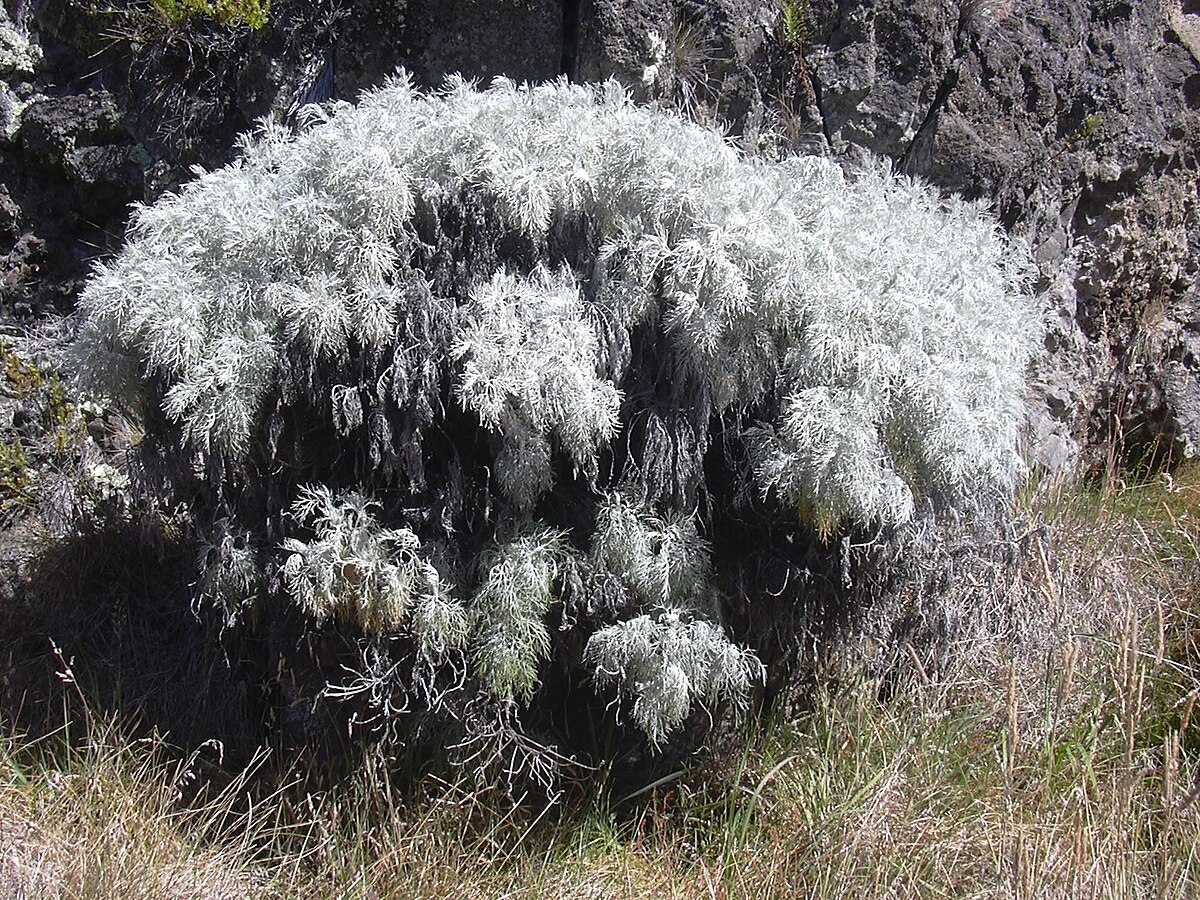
[853,0,1200,472]
[0,0,1197,470]
[1,86,144,315]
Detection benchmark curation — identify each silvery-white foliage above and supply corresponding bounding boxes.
[590,490,713,611]
[454,266,621,509]
[468,525,569,703]
[585,609,765,747]
[73,72,1040,755]
[196,523,262,627]
[75,72,1036,530]
[585,493,761,743]
[281,485,467,643]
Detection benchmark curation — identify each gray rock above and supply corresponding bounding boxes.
[0,81,26,143]
[577,0,674,100]
[0,184,20,237]
[0,5,41,78]
[576,0,785,144]
[403,0,562,86]
[1165,321,1200,458]
[20,91,123,161]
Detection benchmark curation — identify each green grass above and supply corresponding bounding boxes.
[0,342,82,514]
[779,0,811,49]
[151,0,268,30]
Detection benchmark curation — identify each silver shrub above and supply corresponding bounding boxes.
[468,525,569,703]
[585,609,764,747]
[586,493,758,742]
[454,266,621,509]
[73,73,1039,751]
[196,523,262,628]
[281,485,466,644]
[590,490,712,610]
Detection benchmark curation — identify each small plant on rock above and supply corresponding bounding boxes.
[152,0,269,30]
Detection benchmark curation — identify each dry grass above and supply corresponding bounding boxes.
[1,465,1198,898]
[0,723,275,898]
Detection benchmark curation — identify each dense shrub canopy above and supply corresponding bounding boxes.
[73,74,1038,769]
